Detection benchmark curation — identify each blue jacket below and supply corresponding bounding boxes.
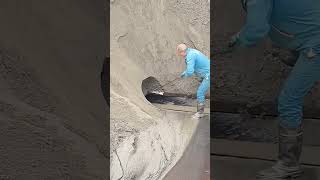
[238,0,320,53]
[182,48,210,78]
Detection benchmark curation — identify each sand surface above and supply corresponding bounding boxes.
[110,0,210,179]
[0,1,108,179]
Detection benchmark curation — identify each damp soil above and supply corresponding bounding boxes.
[211,112,320,147]
[211,112,278,143]
[145,93,210,108]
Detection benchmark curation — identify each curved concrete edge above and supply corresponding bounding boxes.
[110,107,199,180]
[164,114,210,180]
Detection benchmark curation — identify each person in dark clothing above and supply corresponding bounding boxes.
[229,0,320,179]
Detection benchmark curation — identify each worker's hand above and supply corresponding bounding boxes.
[280,50,299,67]
[180,72,186,78]
[228,32,240,48]
[197,77,202,82]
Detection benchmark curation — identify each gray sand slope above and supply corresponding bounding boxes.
[0,1,108,179]
[110,0,210,179]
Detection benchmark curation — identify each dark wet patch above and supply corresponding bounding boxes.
[145,93,195,106]
[212,112,320,148]
[211,112,278,143]
[141,77,163,96]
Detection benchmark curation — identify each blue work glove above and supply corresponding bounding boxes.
[180,71,186,78]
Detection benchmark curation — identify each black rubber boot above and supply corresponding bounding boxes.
[256,124,303,179]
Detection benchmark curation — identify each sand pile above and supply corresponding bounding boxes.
[0,1,108,179]
[110,0,209,179]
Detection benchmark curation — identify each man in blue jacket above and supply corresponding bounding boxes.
[177,43,210,119]
[229,0,320,179]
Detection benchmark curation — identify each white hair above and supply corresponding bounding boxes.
[176,43,187,52]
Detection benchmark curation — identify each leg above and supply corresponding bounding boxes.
[257,53,320,179]
[197,76,210,104]
[193,76,210,119]
[278,53,320,128]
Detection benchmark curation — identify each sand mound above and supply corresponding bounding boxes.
[111,0,209,179]
[0,1,108,179]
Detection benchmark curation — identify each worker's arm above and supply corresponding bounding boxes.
[236,0,273,47]
[181,53,196,78]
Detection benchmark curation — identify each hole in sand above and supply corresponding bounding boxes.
[101,57,109,105]
[141,76,164,96]
[141,77,194,106]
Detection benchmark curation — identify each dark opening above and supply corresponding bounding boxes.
[211,112,278,143]
[141,76,198,106]
[141,76,163,96]
[101,57,109,106]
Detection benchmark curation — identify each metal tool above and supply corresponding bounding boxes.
[150,77,182,95]
[153,77,181,91]
[151,77,196,98]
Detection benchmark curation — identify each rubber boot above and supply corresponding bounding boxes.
[192,102,205,119]
[256,124,303,179]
